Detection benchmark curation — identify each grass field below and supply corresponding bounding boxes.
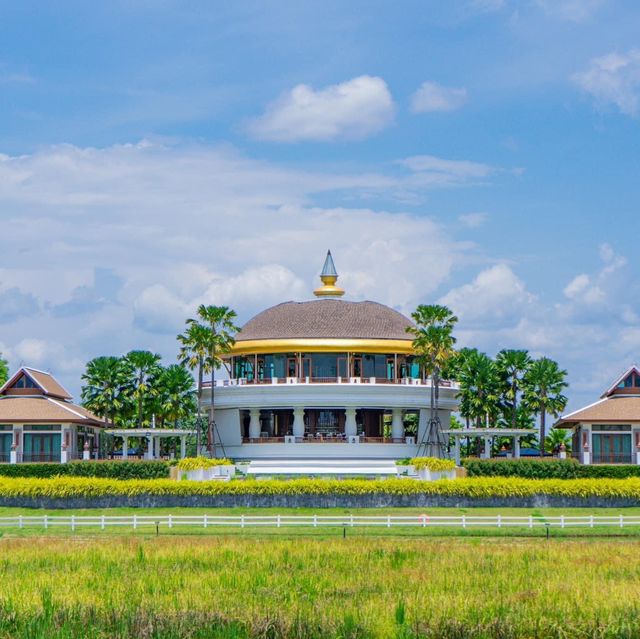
[1,530,640,638]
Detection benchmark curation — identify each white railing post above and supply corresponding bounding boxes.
[277,514,281,528]
[462,515,466,529]
[620,514,624,529]
[204,514,208,529]
[44,515,48,530]
[71,515,75,532]
[18,515,23,530]
[133,514,137,530]
[101,515,105,530]
[529,515,533,529]
[241,515,245,529]
[560,515,564,529]
[313,514,317,528]
[590,515,594,528]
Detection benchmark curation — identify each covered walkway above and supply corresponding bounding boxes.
[442,428,534,465]
[105,428,197,460]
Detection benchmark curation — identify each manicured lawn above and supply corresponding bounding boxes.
[1,534,640,637]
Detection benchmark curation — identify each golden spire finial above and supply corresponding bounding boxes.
[313,250,345,298]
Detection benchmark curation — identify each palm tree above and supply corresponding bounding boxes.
[0,355,9,387]
[545,427,572,455]
[155,364,197,428]
[496,349,531,429]
[190,305,239,455]
[177,321,212,452]
[80,356,128,426]
[522,357,568,457]
[407,304,457,454]
[123,350,162,428]
[454,349,500,429]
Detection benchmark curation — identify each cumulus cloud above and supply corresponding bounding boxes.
[246,75,395,142]
[0,287,39,322]
[573,49,640,116]
[439,264,535,324]
[0,140,470,393]
[410,82,468,113]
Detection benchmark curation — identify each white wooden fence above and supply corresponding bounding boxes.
[0,514,640,531]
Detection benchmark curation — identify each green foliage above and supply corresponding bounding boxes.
[80,351,197,436]
[0,354,9,387]
[176,456,232,471]
[462,458,640,480]
[0,461,170,480]
[3,475,640,499]
[410,457,456,471]
[462,458,580,479]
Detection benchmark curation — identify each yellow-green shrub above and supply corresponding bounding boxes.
[176,457,232,471]
[2,476,640,499]
[411,457,456,471]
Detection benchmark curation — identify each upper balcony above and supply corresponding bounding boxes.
[204,376,458,389]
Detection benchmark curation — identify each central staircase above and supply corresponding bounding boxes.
[245,458,401,477]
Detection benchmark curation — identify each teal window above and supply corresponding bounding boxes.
[23,433,61,462]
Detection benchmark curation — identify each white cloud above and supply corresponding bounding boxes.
[458,212,488,228]
[410,82,468,113]
[439,264,535,324]
[246,75,395,142]
[573,49,640,116]
[535,0,604,22]
[0,140,469,394]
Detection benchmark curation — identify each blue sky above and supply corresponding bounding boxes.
[0,0,639,409]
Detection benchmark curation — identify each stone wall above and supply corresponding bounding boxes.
[1,493,639,509]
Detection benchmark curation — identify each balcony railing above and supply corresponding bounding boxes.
[206,377,457,389]
[592,453,634,465]
[241,436,413,445]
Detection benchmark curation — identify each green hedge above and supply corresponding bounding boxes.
[2,476,640,499]
[461,458,640,480]
[0,461,171,480]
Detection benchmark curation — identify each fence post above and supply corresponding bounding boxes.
[350,514,354,528]
[497,514,501,528]
[277,514,281,528]
[44,515,48,530]
[168,514,173,529]
[71,515,75,532]
[462,515,466,529]
[241,515,245,529]
[133,514,137,530]
[590,515,593,529]
[313,514,317,528]
[18,515,23,530]
[620,514,624,529]
[387,515,391,528]
[204,514,207,529]
[529,515,533,529]
[101,515,105,530]
[561,515,565,529]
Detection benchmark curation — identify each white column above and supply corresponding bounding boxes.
[122,436,129,460]
[454,436,461,466]
[83,441,90,461]
[180,436,186,459]
[514,436,520,459]
[60,428,69,463]
[145,436,154,460]
[391,408,404,441]
[249,409,261,440]
[482,436,491,459]
[154,436,161,459]
[292,408,305,438]
[345,408,357,437]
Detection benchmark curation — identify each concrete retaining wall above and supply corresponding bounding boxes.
[1,493,639,509]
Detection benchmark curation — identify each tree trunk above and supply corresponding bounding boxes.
[208,346,215,457]
[540,402,546,458]
[196,360,203,455]
[512,380,517,429]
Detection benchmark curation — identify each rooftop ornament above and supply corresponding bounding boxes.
[313,250,345,298]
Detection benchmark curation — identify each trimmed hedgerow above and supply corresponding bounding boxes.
[462,458,640,480]
[2,476,640,500]
[410,457,456,471]
[462,459,580,479]
[0,461,171,480]
[176,457,232,471]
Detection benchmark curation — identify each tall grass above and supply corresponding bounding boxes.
[0,536,639,637]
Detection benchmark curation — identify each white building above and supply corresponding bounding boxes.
[202,252,459,460]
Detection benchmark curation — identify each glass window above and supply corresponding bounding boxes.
[15,375,37,389]
[592,424,632,432]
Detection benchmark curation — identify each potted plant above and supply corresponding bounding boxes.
[410,457,456,480]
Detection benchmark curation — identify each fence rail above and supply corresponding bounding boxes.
[1,514,640,531]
